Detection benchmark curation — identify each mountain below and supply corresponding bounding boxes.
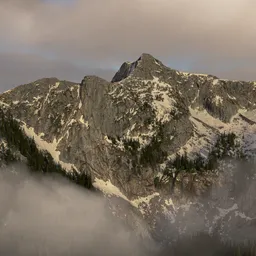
[1,53,256,241]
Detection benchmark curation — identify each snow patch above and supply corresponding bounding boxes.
[191,90,199,105]
[84,121,89,128]
[214,204,238,223]
[21,123,76,172]
[217,204,238,218]
[68,119,76,126]
[40,83,59,110]
[213,95,223,106]
[165,198,175,207]
[93,178,129,201]
[93,178,161,215]
[180,72,208,77]
[104,135,112,144]
[2,88,14,94]
[33,96,42,102]
[131,193,160,215]
[77,85,80,98]
[154,60,161,67]
[55,82,60,88]
[131,193,160,208]
[124,129,156,149]
[227,94,236,100]
[235,211,253,221]
[189,107,226,129]
[79,115,86,124]
[186,108,256,159]
[0,101,10,107]
[150,77,177,122]
[212,79,219,86]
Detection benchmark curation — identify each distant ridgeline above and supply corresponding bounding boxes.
[0,108,93,190]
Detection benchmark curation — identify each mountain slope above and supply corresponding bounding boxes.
[1,53,256,239]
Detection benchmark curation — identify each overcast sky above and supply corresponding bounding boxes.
[0,0,256,92]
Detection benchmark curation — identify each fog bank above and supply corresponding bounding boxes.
[0,163,150,255]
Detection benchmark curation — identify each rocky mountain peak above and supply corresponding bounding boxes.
[111,53,164,83]
[1,54,256,242]
[111,58,139,83]
[138,53,159,62]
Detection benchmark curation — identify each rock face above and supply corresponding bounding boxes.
[1,53,256,240]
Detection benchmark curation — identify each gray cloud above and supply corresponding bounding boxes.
[0,0,256,90]
[0,163,150,255]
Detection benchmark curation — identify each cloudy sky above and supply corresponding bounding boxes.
[0,0,255,92]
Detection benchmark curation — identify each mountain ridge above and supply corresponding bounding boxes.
[1,53,256,240]
[1,53,256,195]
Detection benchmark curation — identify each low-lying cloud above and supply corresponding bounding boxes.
[1,159,256,255]
[0,163,149,255]
[159,160,256,245]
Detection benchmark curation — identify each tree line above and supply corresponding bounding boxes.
[0,109,93,189]
[155,132,244,190]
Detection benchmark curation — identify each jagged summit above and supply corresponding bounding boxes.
[111,57,140,83]
[138,53,159,61]
[111,53,164,83]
